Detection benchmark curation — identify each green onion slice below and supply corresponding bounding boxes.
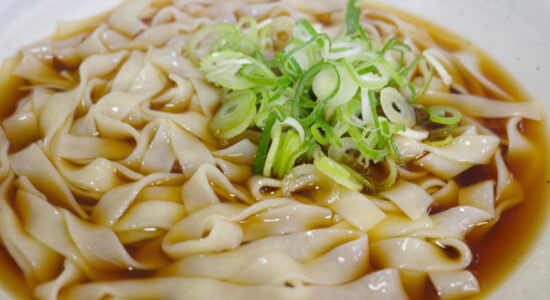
[236,16,259,45]
[253,113,277,174]
[344,54,391,90]
[272,129,303,178]
[345,0,361,34]
[429,123,458,137]
[189,23,239,65]
[425,134,453,146]
[210,89,256,139]
[294,19,318,42]
[314,154,363,191]
[292,62,339,125]
[281,33,330,77]
[380,87,416,127]
[426,105,462,125]
[372,156,398,190]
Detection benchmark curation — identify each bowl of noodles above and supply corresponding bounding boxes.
[0,0,548,300]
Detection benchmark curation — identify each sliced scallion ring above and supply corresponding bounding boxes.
[293,18,318,42]
[210,90,256,139]
[253,113,277,174]
[263,123,282,176]
[426,105,462,125]
[380,87,416,127]
[429,123,458,137]
[340,163,376,191]
[189,23,239,65]
[322,63,358,119]
[200,51,257,89]
[345,0,361,34]
[371,156,398,190]
[314,155,363,191]
[213,33,244,53]
[236,16,259,45]
[292,62,339,125]
[312,64,339,101]
[311,124,329,145]
[240,64,290,86]
[273,129,303,178]
[425,134,453,146]
[281,33,331,77]
[344,53,390,90]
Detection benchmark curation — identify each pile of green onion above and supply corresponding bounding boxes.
[189,0,461,192]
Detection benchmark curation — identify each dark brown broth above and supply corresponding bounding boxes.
[453,165,494,188]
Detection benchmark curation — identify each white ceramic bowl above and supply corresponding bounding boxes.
[0,1,548,299]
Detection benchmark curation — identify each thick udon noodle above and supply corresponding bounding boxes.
[0,0,544,299]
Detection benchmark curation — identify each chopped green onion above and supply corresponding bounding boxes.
[341,163,376,190]
[210,89,256,139]
[294,19,318,42]
[373,157,398,190]
[193,0,462,191]
[387,138,404,165]
[344,54,390,90]
[423,49,453,86]
[425,134,453,146]
[253,113,276,174]
[380,37,397,55]
[258,24,273,51]
[263,123,282,176]
[273,129,303,178]
[314,154,363,191]
[237,17,259,45]
[380,87,416,127]
[323,63,358,119]
[189,23,239,64]
[368,89,385,148]
[200,51,256,89]
[426,105,462,125]
[377,57,406,88]
[345,0,361,34]
[311,124,329,145]
[416,56,434,101]
[240,64,290,86]
[280,117,306,142]
[360,87,374,124]
[281,33,330,77]
[429,123,458,137]
[313,119,340,147]
[292,62,339,126]
[312,65,339,102]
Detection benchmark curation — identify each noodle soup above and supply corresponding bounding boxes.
[0,1,547,299]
